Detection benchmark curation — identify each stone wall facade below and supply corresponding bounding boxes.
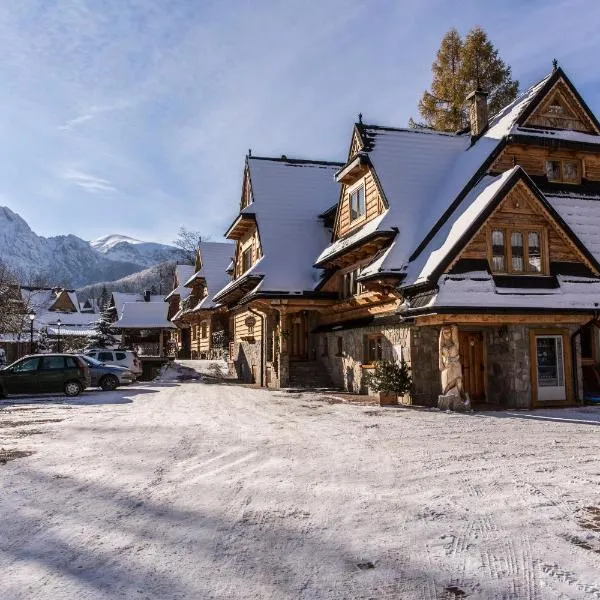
[409,326,442,406]
[315,324,411,394]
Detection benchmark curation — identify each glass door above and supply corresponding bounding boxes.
[535,335,566,401]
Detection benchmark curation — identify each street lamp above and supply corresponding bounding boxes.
[28,311,36,355]
[56,318,62,353]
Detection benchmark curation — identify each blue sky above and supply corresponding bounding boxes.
[1,0,599,245]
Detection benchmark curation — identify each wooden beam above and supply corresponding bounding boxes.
[415,313,590,326]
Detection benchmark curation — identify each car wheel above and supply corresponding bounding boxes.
[100,374,119,391]
[64,380,83,397]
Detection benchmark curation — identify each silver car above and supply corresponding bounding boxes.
[78,355,136,391]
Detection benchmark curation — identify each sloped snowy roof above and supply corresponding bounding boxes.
[547,194,600,264]
[357,73,553,279]
[111,292,164,314]
[165,264,195,301]
[113,302,175,329]
[189,242,234,310]
[418,271,600,311]
[214,157,342,299]
[405,168,518,286]
[21,287,97,330]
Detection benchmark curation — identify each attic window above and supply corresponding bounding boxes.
[349,185,366,222]
[545,159,581,184]
[489,228,545,274]
[241,247,253,272]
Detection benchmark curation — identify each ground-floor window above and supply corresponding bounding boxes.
[365,334,383,363]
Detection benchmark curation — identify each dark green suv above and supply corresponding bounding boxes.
[0,354,91,398]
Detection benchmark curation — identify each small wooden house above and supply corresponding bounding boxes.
[169,242,232,359]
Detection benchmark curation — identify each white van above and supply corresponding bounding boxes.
[84,349,142,377]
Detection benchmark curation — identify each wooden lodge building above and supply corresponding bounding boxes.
[175,65,600,408]
[168,242,232,359]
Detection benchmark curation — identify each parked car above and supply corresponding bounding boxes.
[78,355,136,391]
[84,348,142,376]
[0,354,91,397]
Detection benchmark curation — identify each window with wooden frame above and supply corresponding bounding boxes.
[348,184,366,222]
[341,267,363,299]
[365,334,384,364]
[488,228,546,274]
[192,325,197,341]
[336,336,343,357]
[241,247,253,273]
[545,159,581,184]
[201,322,208,339]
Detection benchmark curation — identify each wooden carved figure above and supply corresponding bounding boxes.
[438,325,465,398]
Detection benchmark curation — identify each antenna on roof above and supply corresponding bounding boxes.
[248,148,252,157]
[552,58,558,72]
[358,112,363,124]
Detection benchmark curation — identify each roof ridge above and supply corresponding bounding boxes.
[248,155,343,166]
[358,123,461,138]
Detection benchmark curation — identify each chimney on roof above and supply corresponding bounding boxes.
[466,88,489,138]
[143,290,151,302]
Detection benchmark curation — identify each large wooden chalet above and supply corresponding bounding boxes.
[178,64,600,409]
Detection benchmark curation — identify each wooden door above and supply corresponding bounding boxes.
[459,331,485,402]
[290,313,308,360]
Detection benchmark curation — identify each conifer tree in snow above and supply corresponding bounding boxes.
[99,285,110,312]
[417,27,518,132]
[90,306,116,348]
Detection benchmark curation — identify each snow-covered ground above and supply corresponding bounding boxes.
[1,380,600,599]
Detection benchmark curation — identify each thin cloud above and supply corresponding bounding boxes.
[61,168,117,194]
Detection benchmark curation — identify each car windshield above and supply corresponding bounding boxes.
[80,355,103,367]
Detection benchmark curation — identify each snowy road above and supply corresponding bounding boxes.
[1,381,600,599]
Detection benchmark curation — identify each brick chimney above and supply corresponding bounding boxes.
[466,89,489,137]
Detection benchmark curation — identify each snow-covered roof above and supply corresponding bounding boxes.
[112,302,175,329]
[165,264,196,301]
[356,74,553,279]
[405,168,519,286]
[111,292,164,315]
[416,271,600,311]
[547,194,600,264]
[214,157,342,299]
[189,242,234,310]
[20,287,97,331]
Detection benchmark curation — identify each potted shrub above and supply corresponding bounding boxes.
[364,359,412,406]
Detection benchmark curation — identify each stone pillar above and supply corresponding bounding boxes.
[279,311,290,387]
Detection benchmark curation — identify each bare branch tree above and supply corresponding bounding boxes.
[173,227,209,264]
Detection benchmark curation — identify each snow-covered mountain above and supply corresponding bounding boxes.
[90,234,182,267]
[0,206,184,287]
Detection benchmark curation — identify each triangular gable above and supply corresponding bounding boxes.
[411,167,600,285]
[349,125,364,158]
[519,68,600,134]
[240,160,254,210]
[49,289,78,312]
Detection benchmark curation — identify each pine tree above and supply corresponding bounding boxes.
[99,285,110,312]
[417,27,518,132]
[90,306,117,348]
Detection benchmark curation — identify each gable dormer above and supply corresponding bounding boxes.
[49,289,78,313]
[522,78,600,134]
[224,162,263,280]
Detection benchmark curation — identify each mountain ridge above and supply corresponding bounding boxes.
[0,206,184,287]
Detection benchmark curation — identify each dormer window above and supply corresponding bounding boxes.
[546,159,581,184]
[241,247,252,273]
[489,228,545,274]
[349,185,365,222]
